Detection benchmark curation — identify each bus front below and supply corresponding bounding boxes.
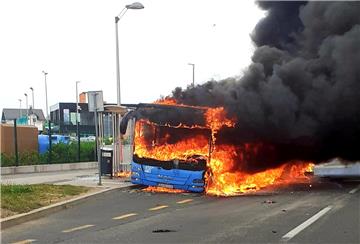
[126,104,211,192]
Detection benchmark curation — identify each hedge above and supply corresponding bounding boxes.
[1,142,96,167]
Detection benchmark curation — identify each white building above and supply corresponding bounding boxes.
[1,108,46,132]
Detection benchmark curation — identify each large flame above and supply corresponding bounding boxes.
[207,149,314,196]
[134,119,210,161]
[133,99,314,196]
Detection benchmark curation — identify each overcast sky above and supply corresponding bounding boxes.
[0,0,264,115]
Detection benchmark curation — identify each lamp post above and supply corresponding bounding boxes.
[42,71,49,120]
[115,2,144,106]
[76,81,81,162]
[188,63,195,87]
[42,70,52,162]
[18,99,22,118]
[114,2,144,173]
[30,87,35,109]
[24,93,28,124]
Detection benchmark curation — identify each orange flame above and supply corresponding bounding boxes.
[116,171,131,178]
[154,97,178,105]
[207,155,313,196]
[134,99,314,196]
[134,119,210,162]
[143,186,186,193]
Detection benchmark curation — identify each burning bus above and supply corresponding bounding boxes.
[120,101,314,195]
[120,103,215,192]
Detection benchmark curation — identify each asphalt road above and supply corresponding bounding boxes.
[2,179,359,244]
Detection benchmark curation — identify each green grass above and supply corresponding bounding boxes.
[1,184,90,218]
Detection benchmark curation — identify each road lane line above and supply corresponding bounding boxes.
[149,205,168,211]
[113,213,138,220]
[282,206,332,241]
[349,187,359,194]
[177,199,193,204]
[62,224,95,233]
[11,240,37,244]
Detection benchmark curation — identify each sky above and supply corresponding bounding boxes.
[0,0,264,116]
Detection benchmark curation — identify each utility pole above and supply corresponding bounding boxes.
[18,99,22,118]
[30,87,35,109]
[42,71,51,162]
[76,81,81,162]
[93,93,101,185]
[42,71,49,120]
[24,93,28,124]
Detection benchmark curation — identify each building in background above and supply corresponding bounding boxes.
[49,102,114,137]
[1,108,46,132]
[50,102,96,136]
[79,92,88,103]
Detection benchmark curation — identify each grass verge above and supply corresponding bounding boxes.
[1,184,90,218]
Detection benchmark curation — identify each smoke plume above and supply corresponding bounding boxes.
[170,1,360,170]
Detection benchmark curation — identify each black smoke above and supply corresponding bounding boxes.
[170,1,360,171]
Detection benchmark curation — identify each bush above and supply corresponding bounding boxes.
[1,151,44,167]
[1,141,96,166]
[43,141,96,163]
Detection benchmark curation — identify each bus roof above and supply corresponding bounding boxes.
[120,103,210,134]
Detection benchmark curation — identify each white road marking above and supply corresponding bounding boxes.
[11,240,37,244]
[177,199,193,204]
[62,224,94,233]
[282,206,332,241]
[113,213,138,220]
[149,205,168,211]
[349,187,359,194]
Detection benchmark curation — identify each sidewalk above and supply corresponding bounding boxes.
[0,169,133,189]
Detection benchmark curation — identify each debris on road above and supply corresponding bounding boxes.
[263,200,276,204]
[152,229,176,233]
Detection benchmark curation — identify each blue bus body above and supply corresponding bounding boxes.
[123,103,210,193]
[131,162,205,192]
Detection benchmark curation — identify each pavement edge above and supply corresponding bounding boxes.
[0,184,140,230]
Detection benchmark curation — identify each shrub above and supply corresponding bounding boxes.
[1,141,96,166]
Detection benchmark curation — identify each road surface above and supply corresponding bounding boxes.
[2,179,359,244]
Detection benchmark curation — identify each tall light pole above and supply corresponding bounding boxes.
[42,71,49,120]
[114,2,144,173]
[76,81,81,162]
[30,87,35,109]
[115,2,144,106]
[188,63,195,87]
[18,99,22,118]
[24,93,28,124]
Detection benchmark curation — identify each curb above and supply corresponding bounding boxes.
[1,162,98,175]
[0,184,140,230]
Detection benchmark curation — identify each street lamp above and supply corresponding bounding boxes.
[30,87,35,109]
[18,99,22,118]
[24,93,28,124]
[42,71,49,120]
[76,81,81,162]
[115,2,144,105]
[114,2,144,173]
[188,63,195,87]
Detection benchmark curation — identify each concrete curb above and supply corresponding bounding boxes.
[1,162,98,175]
[0,184,140,230]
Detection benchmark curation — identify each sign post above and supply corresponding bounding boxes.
[87,91,104,186]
